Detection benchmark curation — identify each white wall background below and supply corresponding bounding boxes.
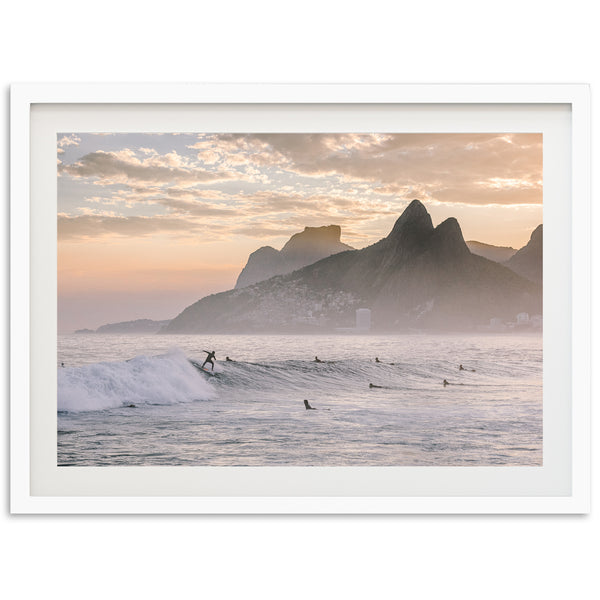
[1,2,597,599]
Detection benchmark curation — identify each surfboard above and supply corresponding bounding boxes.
[190,359,215,375]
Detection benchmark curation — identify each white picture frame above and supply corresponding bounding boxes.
[10,83,591,514]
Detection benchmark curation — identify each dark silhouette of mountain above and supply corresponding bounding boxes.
[94,318,171,334]
[280,224,353,269]
[165,200,542,333]
[466,240,517,263]
[235,225,353,288]
[235,246,284,289]
[504,225,542,283]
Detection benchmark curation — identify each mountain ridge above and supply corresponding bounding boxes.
[466,240,517,263]
[235,224,353,288]
[504,224,542,283]
[165,200,541,334]
[76,318,172,334]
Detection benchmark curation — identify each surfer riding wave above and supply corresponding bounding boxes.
[202,349,216,371]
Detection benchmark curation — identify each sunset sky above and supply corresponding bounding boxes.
[58,132,543,332]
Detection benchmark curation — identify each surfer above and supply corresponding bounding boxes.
[459,364,476,372]
[225,356,233,362]
[369,383,383,388]
[375,357,396,365]
[443,379,450,386]
[314,356,322,363]
[202,349,216,371]
[304,399,316,410]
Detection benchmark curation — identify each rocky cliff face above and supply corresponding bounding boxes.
[234,246,286,289]
[504,225,542,283]
[234,225,353,288]
[166,200,542,333]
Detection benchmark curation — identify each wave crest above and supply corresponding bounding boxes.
[58,349,215,412]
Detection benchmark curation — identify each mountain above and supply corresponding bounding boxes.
[466,240,516,263]
[235,225,353,288]
[165,200,542,333]
[235,246,285,289]
[504,225,542,283]
[94,319,171,334]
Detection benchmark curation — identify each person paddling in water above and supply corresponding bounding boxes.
[202,349,216,371]
[314,356,323,363]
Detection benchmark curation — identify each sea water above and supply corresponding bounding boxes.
[57,333,542,466]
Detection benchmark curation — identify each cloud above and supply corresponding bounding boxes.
[154,197,239,217]
[74,183,399,237]
[57,214,209,240]
[73,207,119,217]
[57,134,81,148]
[59,150,234,187]
[58,132,543,249]
[199,133,543,206]
[80,185,239,214]
[188,135,288,169]
[234,189,395,218]
[232,225,296,238]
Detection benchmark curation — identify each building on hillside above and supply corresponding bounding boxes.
[489,317,506,331]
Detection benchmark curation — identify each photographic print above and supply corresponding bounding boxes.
[57,132,543,467]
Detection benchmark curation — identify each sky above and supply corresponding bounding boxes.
[58,132,543,332]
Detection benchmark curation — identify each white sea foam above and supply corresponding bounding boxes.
[58,348,215,412]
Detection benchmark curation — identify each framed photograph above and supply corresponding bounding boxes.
[10,84,590,513]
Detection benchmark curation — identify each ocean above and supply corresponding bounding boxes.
[57,333,542,466]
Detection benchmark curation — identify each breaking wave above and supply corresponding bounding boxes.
[58,342,540,413]
[58,348,215,412]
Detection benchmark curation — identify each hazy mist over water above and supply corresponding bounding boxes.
[57,333,542,466]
